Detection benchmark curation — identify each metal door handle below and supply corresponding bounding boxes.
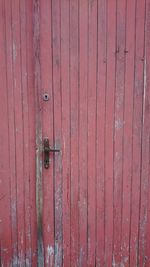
[43,138,60,169]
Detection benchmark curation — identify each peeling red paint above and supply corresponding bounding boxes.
[1,0,150,266]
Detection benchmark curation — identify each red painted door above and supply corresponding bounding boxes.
[1,1,150,267]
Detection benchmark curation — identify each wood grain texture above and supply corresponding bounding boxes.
[121,1,136,266]
[61,1,71,266]
[69,1,79,266]
[0,0,37,266]
[130,0,146,266]
[87,1,97,266]
[139,2,150,266]
[1,1,150,266]
[96,0,107,266]
[79,1,88,266]
[113,0,126,265]
[105,0,116,265]
[40,0,55,266]
[0,1,12,265]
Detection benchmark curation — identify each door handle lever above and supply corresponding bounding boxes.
[43,138,60,169]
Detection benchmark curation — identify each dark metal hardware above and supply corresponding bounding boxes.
[43,138,60,169]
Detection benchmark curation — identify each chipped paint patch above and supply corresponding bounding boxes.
[55,242,62,267]
[11,255,20,267]
[13,42,17,62]
[115,119,124,130]
[25,248,32,267]
[46,245,54,266]
[47,224,50,233]
[112,254,126,267]
[9,251,32,267]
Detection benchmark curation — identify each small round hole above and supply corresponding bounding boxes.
[43,93,49,101]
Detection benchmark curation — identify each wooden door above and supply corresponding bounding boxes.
[39,0,150,266]
[1,1,150,266]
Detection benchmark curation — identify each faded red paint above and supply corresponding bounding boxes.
[0,0,150,266]
[0,0,37,266]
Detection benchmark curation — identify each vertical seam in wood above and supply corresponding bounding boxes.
[50,0,55,264]
[69,1,73,264]
[129,0,137,265]
[59,0,63,264]
[120,0,127,261]
[87,1,89,263]
[86,1,88,264]
[33,0,44,265]
[104,0,108,265]
[69,1,71,265]
[25,0,32,263]
[112,0,118,263]
[95,1,98,265]
[78,0,80,265]
[11,0,19,263]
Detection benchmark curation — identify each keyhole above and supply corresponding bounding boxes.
[43,93,49,101]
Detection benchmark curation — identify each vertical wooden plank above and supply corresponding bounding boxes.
[138,2,148,266]
[130,1,145,266]
[69,0,79,266]
[20,0,33,265]
[121,0,136,266]
[79,0,88,266]
[33,0,43,265]
[40,0,55,266]
[113,0,126,265]
[145,28,150,264]
[139,2,150,266]
[96,0,107,266]
[27,0,37,265]
[87,1,97,266]
[105,0,116,265]
[60,0,71,266]
[11,0,26,265]
[5,0,18,265]
[52,0,63,266]
[0,0,12,265]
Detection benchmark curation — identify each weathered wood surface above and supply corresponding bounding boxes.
[0,0,37,266]
[0,0,150,266]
